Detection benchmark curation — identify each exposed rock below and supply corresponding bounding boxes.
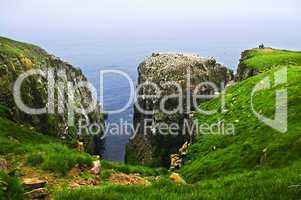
[24,188,49,199]
[90,160,101,175]
[179,141,189,156]
[70,176,100,189]
[0,158,8,171]
[126,53,233,166]
[235,50,260,81]
[108,172,151,186]
[76,141,85,152]
[22,178,47,190]
[170,172,186,184]
[67,166,82,177]
[170,142,190,171]
[170,154,182,170]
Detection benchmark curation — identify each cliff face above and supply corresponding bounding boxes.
[0,37,103,154]
[126,53,233,167]
[235,50,260,81]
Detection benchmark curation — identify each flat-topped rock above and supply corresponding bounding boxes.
[22,178,47,190]
[24,188,49,199]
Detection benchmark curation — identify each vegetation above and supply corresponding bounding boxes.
[26,144,93,175]
[0,117,93,175]
[240,48,301,72]
[55,161,301,200]
[101,160,168,179]
[180,48,301,183]
[0,171,24,200]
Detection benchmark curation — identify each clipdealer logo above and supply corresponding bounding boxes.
[251,67,288,133]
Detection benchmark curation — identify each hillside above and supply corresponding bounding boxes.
[180,48,301,183]
[0,37,104,154]
[0,115,168,199]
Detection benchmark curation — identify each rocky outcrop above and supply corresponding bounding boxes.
[235,50,260,81]
[126,53,233,167]
[22,178,49,199]
[22,178,47,190]
[170,142,189,171]
[24,188,49,199]
[90,160,101,175]
[0,37,104,154]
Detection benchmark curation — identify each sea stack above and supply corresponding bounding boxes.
[126,53,233,167]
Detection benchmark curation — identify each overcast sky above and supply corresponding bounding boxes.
[0,0,300,67]
[1,0,299,36]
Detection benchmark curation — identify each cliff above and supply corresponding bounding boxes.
[126,53,233,167]
[0,37,104,154]
[236,47,301,81]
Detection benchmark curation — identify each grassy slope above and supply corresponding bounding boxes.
[240,48,301,72]
[0,116,93,174]
[55,162,301,200]
[0,115,166,198]
[180,48,301,183]
[0,36,46,63]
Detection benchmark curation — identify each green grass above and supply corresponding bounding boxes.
[241,48,301,72]
[101,160,168,178]
[26,144,93,175]
[0,117,54,155]
[54,160,301,200]
[180,48,301,183]
[0,36,46,65]
[0,117,93,175]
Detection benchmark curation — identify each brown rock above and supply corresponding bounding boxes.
[76,141,85,152]
[170,172,186,184]
[170,154,182,170]
[22,178,47,190]
[108,172,151,186]
[127,53,233,166]
[179,142,189,156]
[90,160,101,175]
[24,188,49,199]
[67,166,81,177]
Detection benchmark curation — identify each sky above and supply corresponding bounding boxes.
[1,0,300,38]
[0,0,300,66]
